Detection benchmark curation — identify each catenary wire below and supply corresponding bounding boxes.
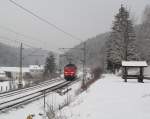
[9,0,83,42]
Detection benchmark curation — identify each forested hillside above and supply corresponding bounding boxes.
[1,5,150,69]
[60,33,109,70]
[64,5,150,70]
[0,42,48,66]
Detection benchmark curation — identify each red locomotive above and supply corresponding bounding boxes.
[64,63,77,81]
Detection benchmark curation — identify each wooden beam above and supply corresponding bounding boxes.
[124,67,127,82]
[138,67,144,83]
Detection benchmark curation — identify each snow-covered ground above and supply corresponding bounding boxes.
[1,74,150,119]
[0,79,81,119]
[0,80,31,92]
[61,74,150,119]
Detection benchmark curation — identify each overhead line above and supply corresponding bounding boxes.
[0,35,38,49]
[9,0,83,42]
[8,0,87,86]
[0,36,18,44]
[0,25,45,48]
[22,48,43,59]
[0,36,45,61]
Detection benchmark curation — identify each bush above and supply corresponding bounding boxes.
[92,66,103,80]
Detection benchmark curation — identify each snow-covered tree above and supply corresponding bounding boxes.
[142,5,150,24]
[106,5,140,72]
[137,5,150,63]
[44,52,56,78]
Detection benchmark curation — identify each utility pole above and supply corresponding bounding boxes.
[43,90,46,111]
[18,43,23,88]
[82,42,86,87]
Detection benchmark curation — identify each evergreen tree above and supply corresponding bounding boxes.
[44,52,56,77]
[106,5,140,72]
[137,5,150,63]
[142,5,150,24]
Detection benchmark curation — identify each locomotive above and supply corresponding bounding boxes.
[64,63,77,81]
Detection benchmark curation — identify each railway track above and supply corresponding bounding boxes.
[0,78,80,112]
[0,78,62,98]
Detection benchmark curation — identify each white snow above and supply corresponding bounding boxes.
[0,79,81,119]
[1,74,150,119]
[0,67,30,73]
[0,81,10,92]
[122,61,148,67]
[0,80,65,104]
[61,74,150,119]
[144,66,150,76]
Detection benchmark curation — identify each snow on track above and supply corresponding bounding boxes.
[0,80,64,105]
[0,78,82,119]
[0,78,62,98]
[2,74,150,119]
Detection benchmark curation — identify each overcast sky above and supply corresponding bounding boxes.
[0,0,149,52]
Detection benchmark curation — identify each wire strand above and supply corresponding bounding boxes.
[9,0,83,42]
[0,25,45,48]
[0,35,39,49]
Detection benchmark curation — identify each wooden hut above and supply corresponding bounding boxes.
[122,61,148,82]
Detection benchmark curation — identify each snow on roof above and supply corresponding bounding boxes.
[0,67,30,73]
[29,65,44,70]
[122,61,148,67]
